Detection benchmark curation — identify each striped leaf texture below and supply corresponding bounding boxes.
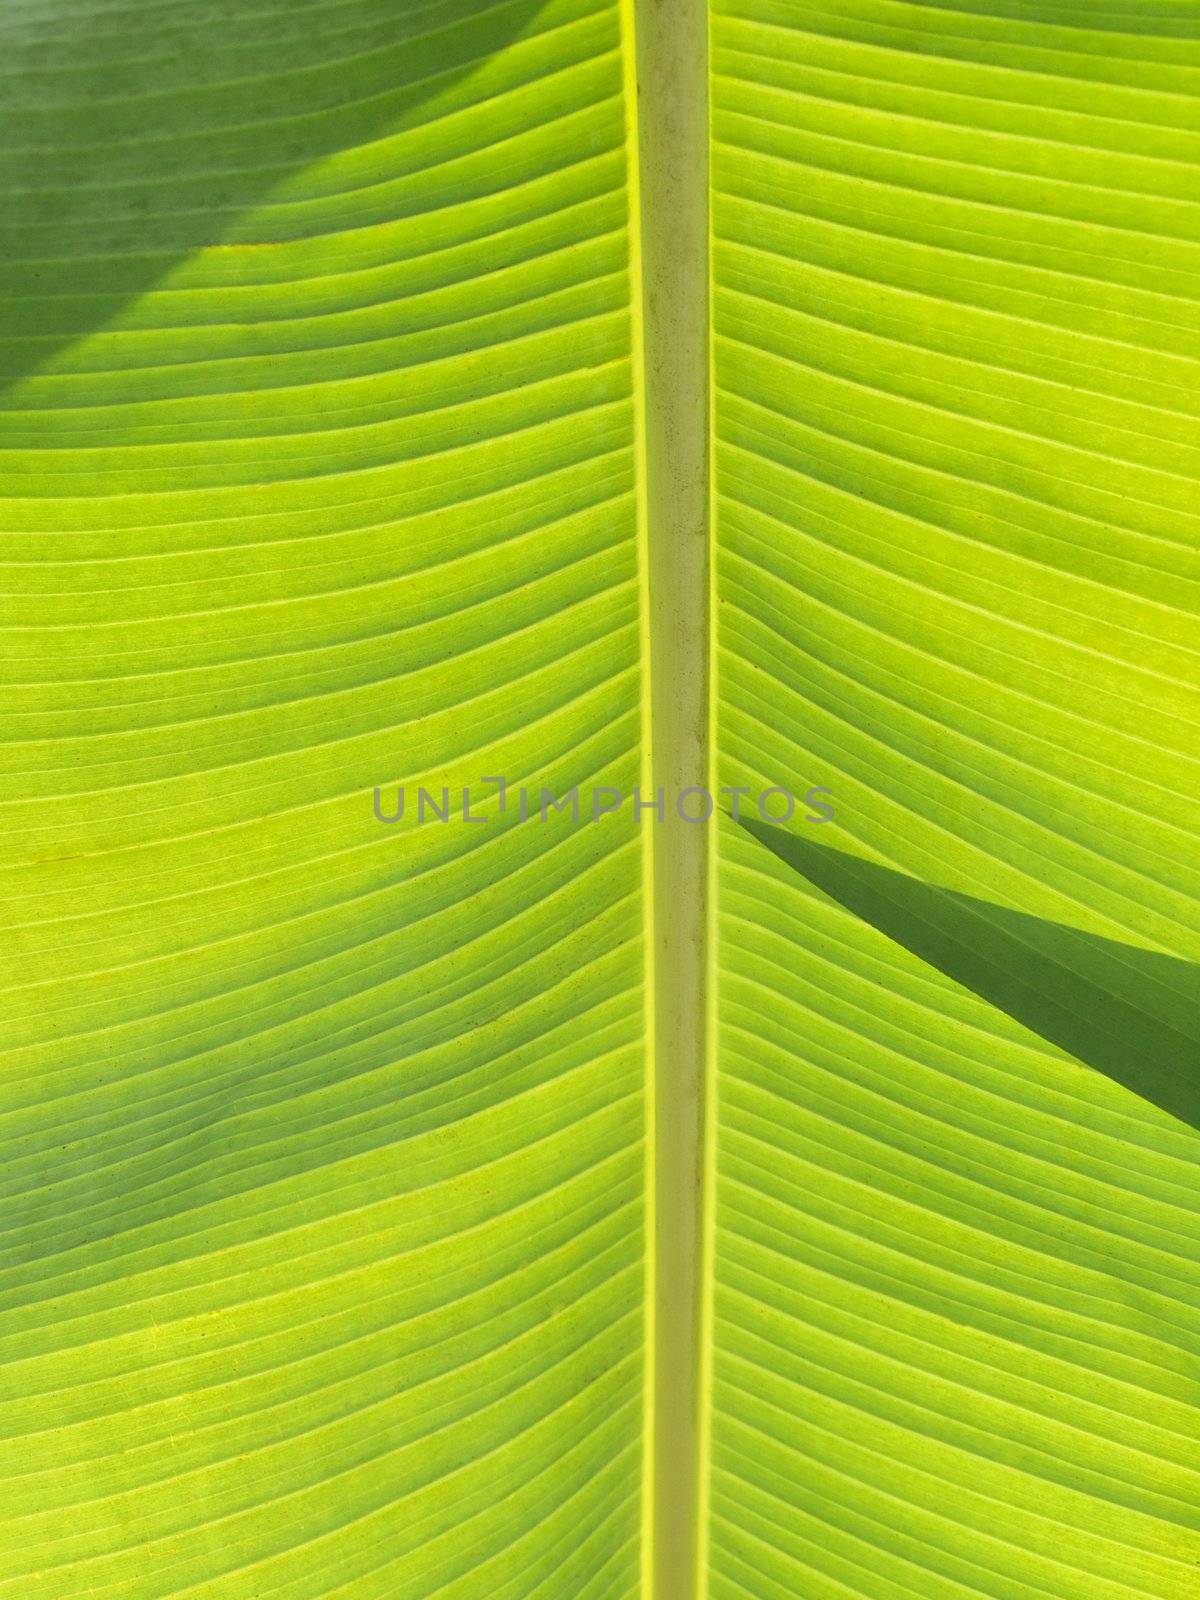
[0,2,647,1596]
[2,1,1198,1598]
[712,3,1200,1598]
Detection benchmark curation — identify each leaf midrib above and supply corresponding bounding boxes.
[625,3,714,1598]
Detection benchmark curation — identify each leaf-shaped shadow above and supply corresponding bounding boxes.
[0,0,546,395]
[741,819,1200,1131]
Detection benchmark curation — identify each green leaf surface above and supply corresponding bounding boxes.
[1,3,647,1596]
[3,1,1199,1597]
[711,3,1200,1596]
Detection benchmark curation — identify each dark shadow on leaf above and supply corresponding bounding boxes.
[0,0,546,394]
[741,819,1200,1131]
